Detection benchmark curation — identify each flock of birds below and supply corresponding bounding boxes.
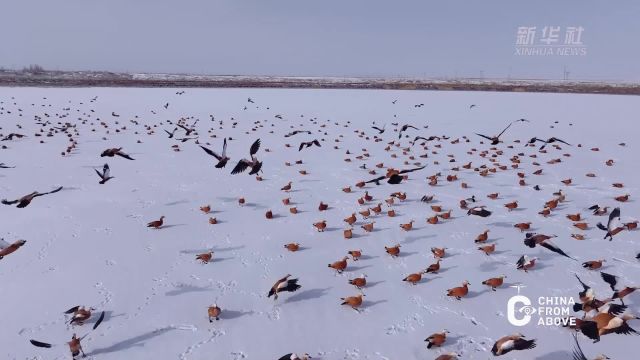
[0,92,638,360]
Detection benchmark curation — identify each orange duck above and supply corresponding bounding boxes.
[504,201,518,211]
[403,269,428,285]
[147,216,165,229]
[328,256,348,273]
[446,281,470,300]
[313,220,327,232]
[348,250,362,261]
[340,294,364,312]
[482,275,506,291]
[385,244,401,257]
[349,275,367,289]
[361,222,374,232]
[400,220,414,231]
[514,222,532,232]
[196,251,213,264]
[343,228,353,239]
[426,259,441,273]
[0,239,26,260]
[200,205,211,214]
[318,202,329,211]
[344,213,357,225]
[475,230,489,243]
[478,244,495,255]
[207,304,222,322]
[284,243,300,252]
[431,247,446,259]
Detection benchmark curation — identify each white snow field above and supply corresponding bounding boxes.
[1,87,639,360]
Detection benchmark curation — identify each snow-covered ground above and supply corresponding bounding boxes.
[0,87,639,360]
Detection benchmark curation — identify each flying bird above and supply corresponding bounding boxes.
[100,148,134,160]
[365,166,426,185]
[284,130,311,137]
[94,164,114,184]
[200,138,230,168]
[523,233,575,260]
[528,136,571,150]
[2,186,63,208]
[0,239,26,260]
[398,124,419,139]
[475,119,528,145]
[231,139,262,175]
[371,125,385,134]
[298,139,321,151]
[1,133,26,141]
[164,128,177,138]
[491,333,536,356]
[596,207,622,240]
[268,274,301,300]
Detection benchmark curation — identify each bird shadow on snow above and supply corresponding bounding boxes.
[284,287,332,304]
[164,200,189,206]
[535,351,572,360]
[165,283,212,297]
[221,309,255,320]
[403,234,436,244]
[89,327,176,355]
[159,224,188,229]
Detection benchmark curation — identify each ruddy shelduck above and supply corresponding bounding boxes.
[446,281,470,300]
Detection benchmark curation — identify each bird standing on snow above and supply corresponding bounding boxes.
[278,353,311,360]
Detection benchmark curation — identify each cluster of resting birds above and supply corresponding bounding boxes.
[0,91,639,360]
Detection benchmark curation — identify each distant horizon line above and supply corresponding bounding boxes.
[1,66,639,85]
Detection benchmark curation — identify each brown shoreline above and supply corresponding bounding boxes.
[1,72,639,95]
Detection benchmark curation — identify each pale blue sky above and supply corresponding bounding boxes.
[1,0,638,80]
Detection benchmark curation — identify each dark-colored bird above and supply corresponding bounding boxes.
[600,272,638,306]
[2,186,63,208]
[398,124,418,139]
[528,136,571,150]
[164,128,177,138]
[200,138,230,168]
[95,164,114,184]
[596,207,621,240]
[1,133,26,141]
[268,274,301,300]
[299,139,321,151]
[365,166,426,185]
[523,233,574,260]
[177,120,198,136]
[164,102,169,109]
[371,125,385,134]
[476,119,528,145]
[231,139,262,175]
[0,163,15,169]
[467,206,492,217]
[411,135,440,145]
[101,148,134,160]
[491,334,536,356]
[284,130,311,138]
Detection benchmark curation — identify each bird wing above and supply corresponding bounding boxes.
[103,164,110,179]
[312,139,321,147]
[571,333,588,360]
[398,165,427,174]
[116,152,135,160]
[516,255,526,268]
[600,272,618,291]
[249,139,261,156]
[1,199,18,205]
[231,159,250,175]
[29,340,53,348]
[200,146,222,160]
[298,142,307,151]
[365,175,386,184]
[574,274,590,293]
[552,137,572,145]
[512,338,536,351]
[540,241,575,260]
[475,133,493,141]
[33,186,63,198]
[248,161,263,175]
[613,322,639,335]
[607,207,621,229]
[588,204,600,211]
[372,126,383,132]
[406,125,418,130]
[94,168,104,180]
[0,238,10,249]
[496,122,514,137]
[64,305,80,314]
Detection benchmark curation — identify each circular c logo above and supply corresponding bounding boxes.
[507,295,532,326]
